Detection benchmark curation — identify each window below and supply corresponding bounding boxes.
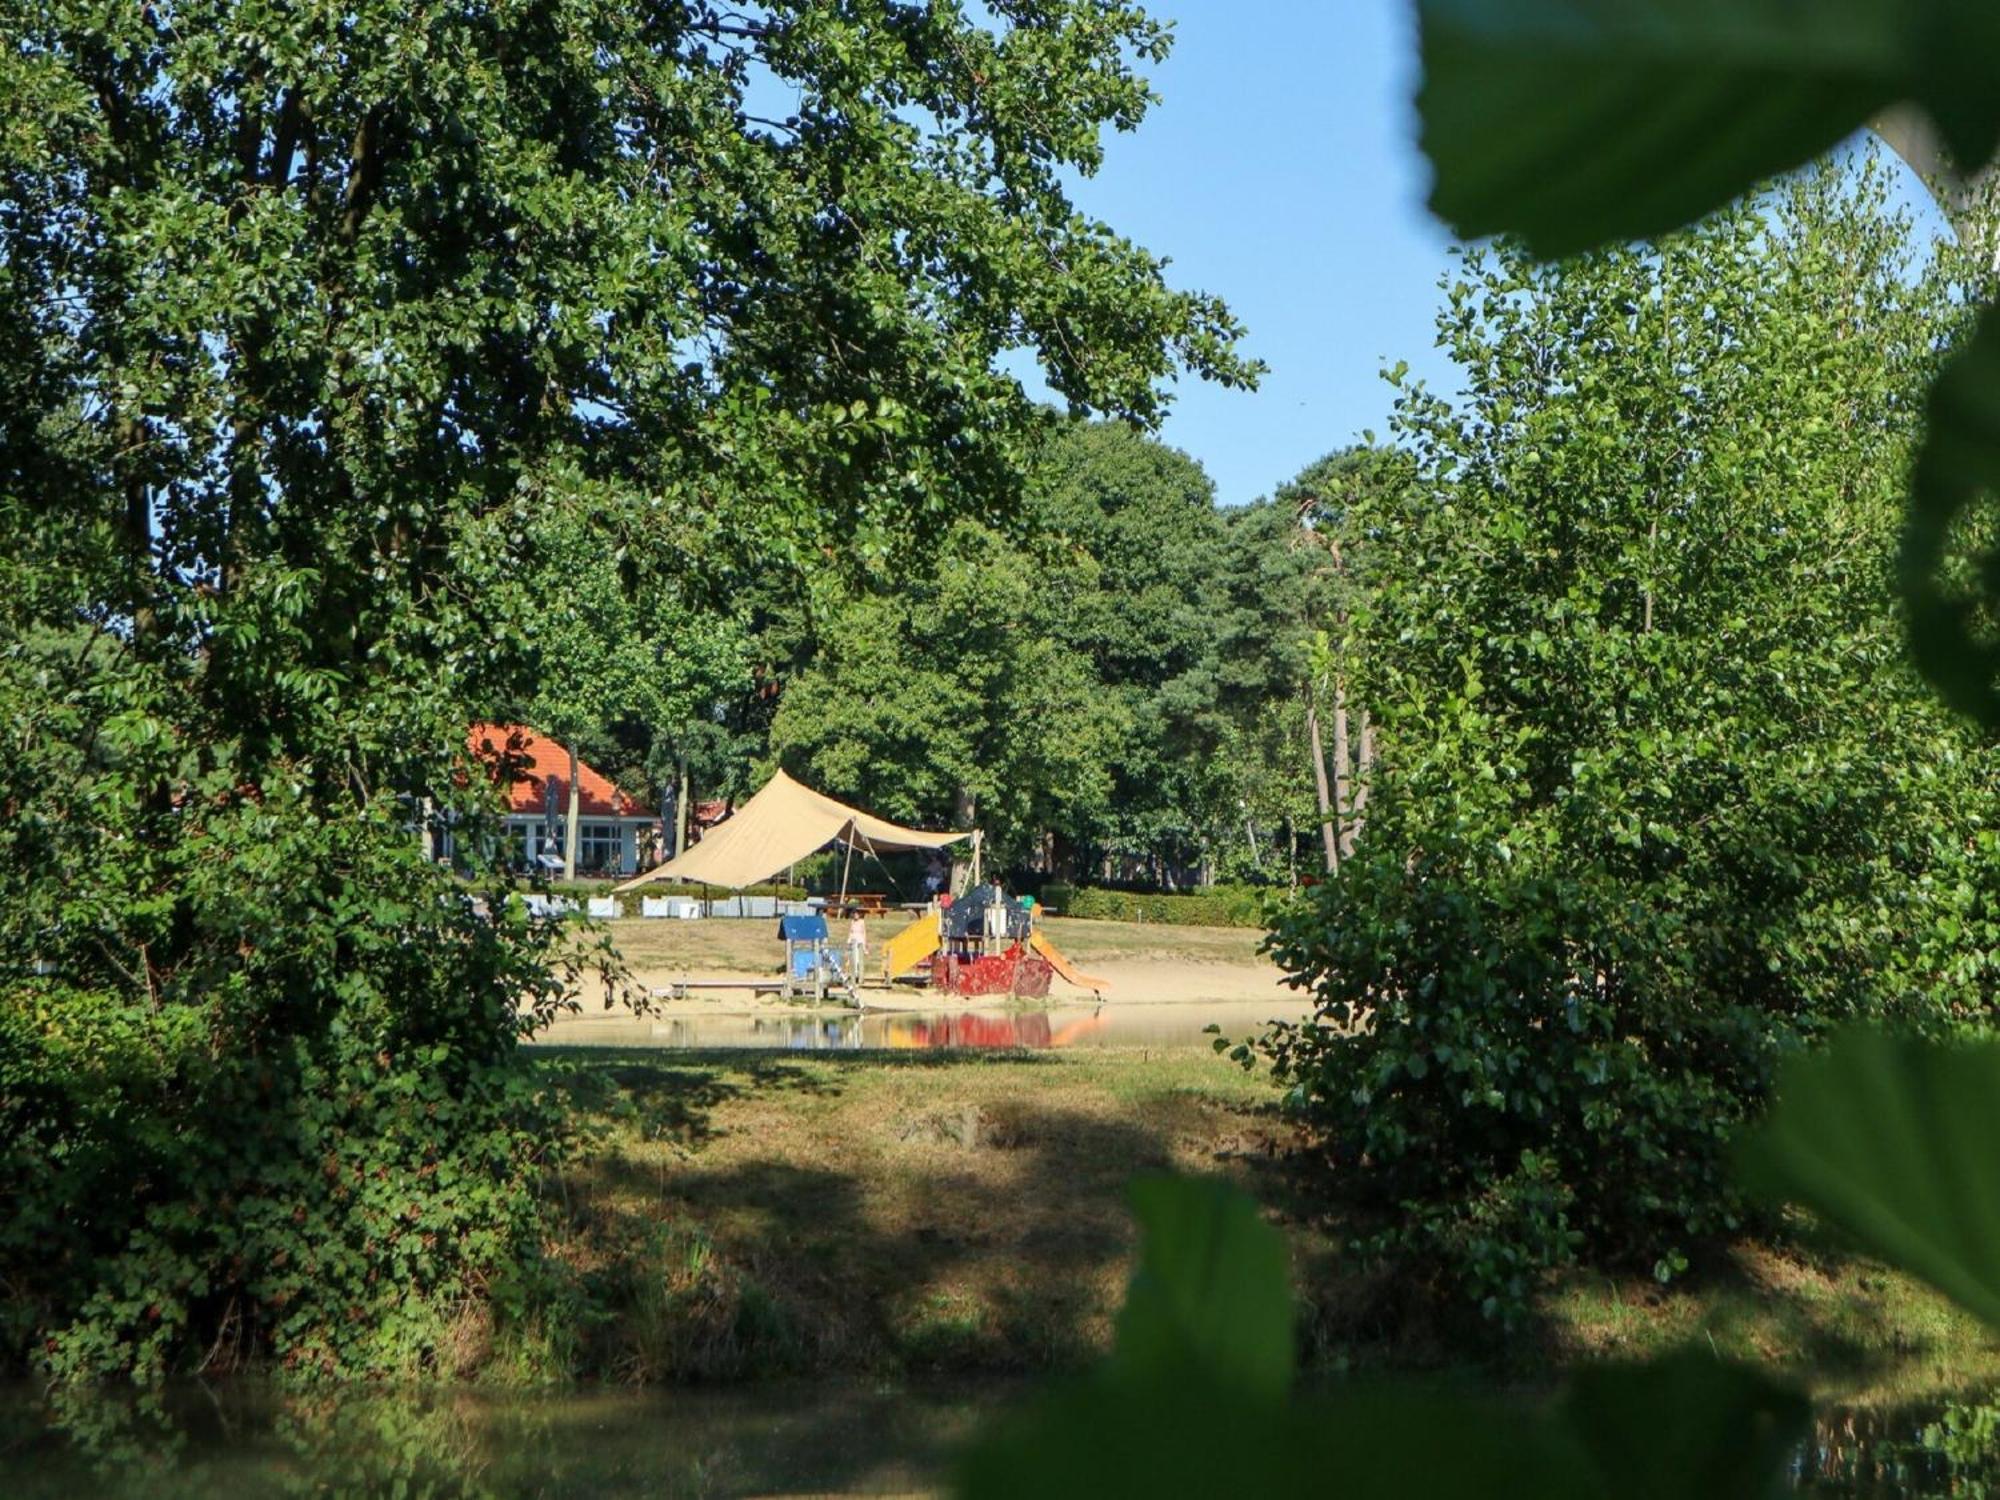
[578,822,624,874]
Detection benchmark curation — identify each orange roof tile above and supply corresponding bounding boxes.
[467,723,648,819]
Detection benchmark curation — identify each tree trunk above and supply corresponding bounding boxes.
[950,786,977,894]
[563,745,580,882]
[1306,701,1338,875]
[674,757,690,859]
[1341,711,1376,861]
[1331,680,1352,863]
[1642,518,1658,633]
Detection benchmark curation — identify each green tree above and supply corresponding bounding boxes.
[497,505,750,875]
[1029,421,1236,882]
[767,514,1124,868]
[0,0,1249,1378]
[1260,159,2000,1321]
[765,418,1292,885]
[1211,448,1412,883]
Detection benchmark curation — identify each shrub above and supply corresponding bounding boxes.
[1041,883,1269,928]
[526,878,807,902]
[628,881,808,903]
[1,986,567,1381]
[1257,166,2000,1325]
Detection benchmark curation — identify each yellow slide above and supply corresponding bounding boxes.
[883,914,941,981]
[1029,930,1110,995]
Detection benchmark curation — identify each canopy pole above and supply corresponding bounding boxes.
[838,835,855,906]
[970,829,983,888]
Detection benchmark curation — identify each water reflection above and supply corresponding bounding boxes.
[718,1010,1107,1050]
[545,1000,1278,1052]
[3,1380,995,1499]
[13,1380,2000,1495]
[1798,1394,2000,1494]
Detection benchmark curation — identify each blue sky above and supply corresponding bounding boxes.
[1035,0,1459,508]
[1030,2,1950,510]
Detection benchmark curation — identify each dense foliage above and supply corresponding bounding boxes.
[759,419,1357,882]
[0,0,1247,1377]
[1259,161,2000,1321]
[1041,883,1268,929]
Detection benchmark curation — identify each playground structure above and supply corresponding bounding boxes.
[616,771,1106,1004]
[777,911,860,1005]
[880,883,1108,1000]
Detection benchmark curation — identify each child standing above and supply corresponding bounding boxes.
[845,907,868,983]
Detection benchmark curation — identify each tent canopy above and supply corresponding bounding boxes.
[615,769,969,893]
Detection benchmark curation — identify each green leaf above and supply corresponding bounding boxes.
[1560,1348,1810,1500]
[1416,0,1904,257]
[956,1382,1601,1500]
[1740,1027,2000,1330]
[1107,1175,1294,1399]
[1917,2,2000,167]
[1902,302,2000,727]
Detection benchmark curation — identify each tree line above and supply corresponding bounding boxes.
[530,421,1408,891]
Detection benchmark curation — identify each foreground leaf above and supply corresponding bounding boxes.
[1108,1175,1294,1399]
[1561,1349,1811,1500]
[1741,1027,2000,1330]
[1903,302,2000,727]
[1416,0,1903,257]
[956,1383,1599,1500]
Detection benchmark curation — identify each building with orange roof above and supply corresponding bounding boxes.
[467,723,658,877]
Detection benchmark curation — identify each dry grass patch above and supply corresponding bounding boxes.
[1540,1239,2000,1403]
[1035,916,1272,967]
[595,914,1277,980]
[539,1047,1281,1382]
[599,918,788,976]
[530,1043,1997,1404]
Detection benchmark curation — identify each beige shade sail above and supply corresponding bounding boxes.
[614,769,969,893]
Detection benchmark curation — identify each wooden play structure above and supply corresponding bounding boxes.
[881,884,1108,999]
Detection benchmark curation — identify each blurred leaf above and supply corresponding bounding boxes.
[1108,1175,1293,1399]
[1561,1348,1811,1499]
[956,1382,1599,1500]
[1903,302,2000,727]
[1741,1027,2000,1330]
[957,1185,1801,1499]
[1416,0,1902,256]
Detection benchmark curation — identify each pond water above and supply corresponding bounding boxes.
[533,999,1292,1053]
[0,1380,1000,1498]
[6,1380,1999,1496]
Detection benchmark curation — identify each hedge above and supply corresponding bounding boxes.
[520,878,808,902]
[1038,883,1272,928]
[620,880,807,902]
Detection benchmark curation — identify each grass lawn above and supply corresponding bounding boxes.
[596,914,1272,977]
[536,1046,1276,1382]
[530,1043,2000,1402]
